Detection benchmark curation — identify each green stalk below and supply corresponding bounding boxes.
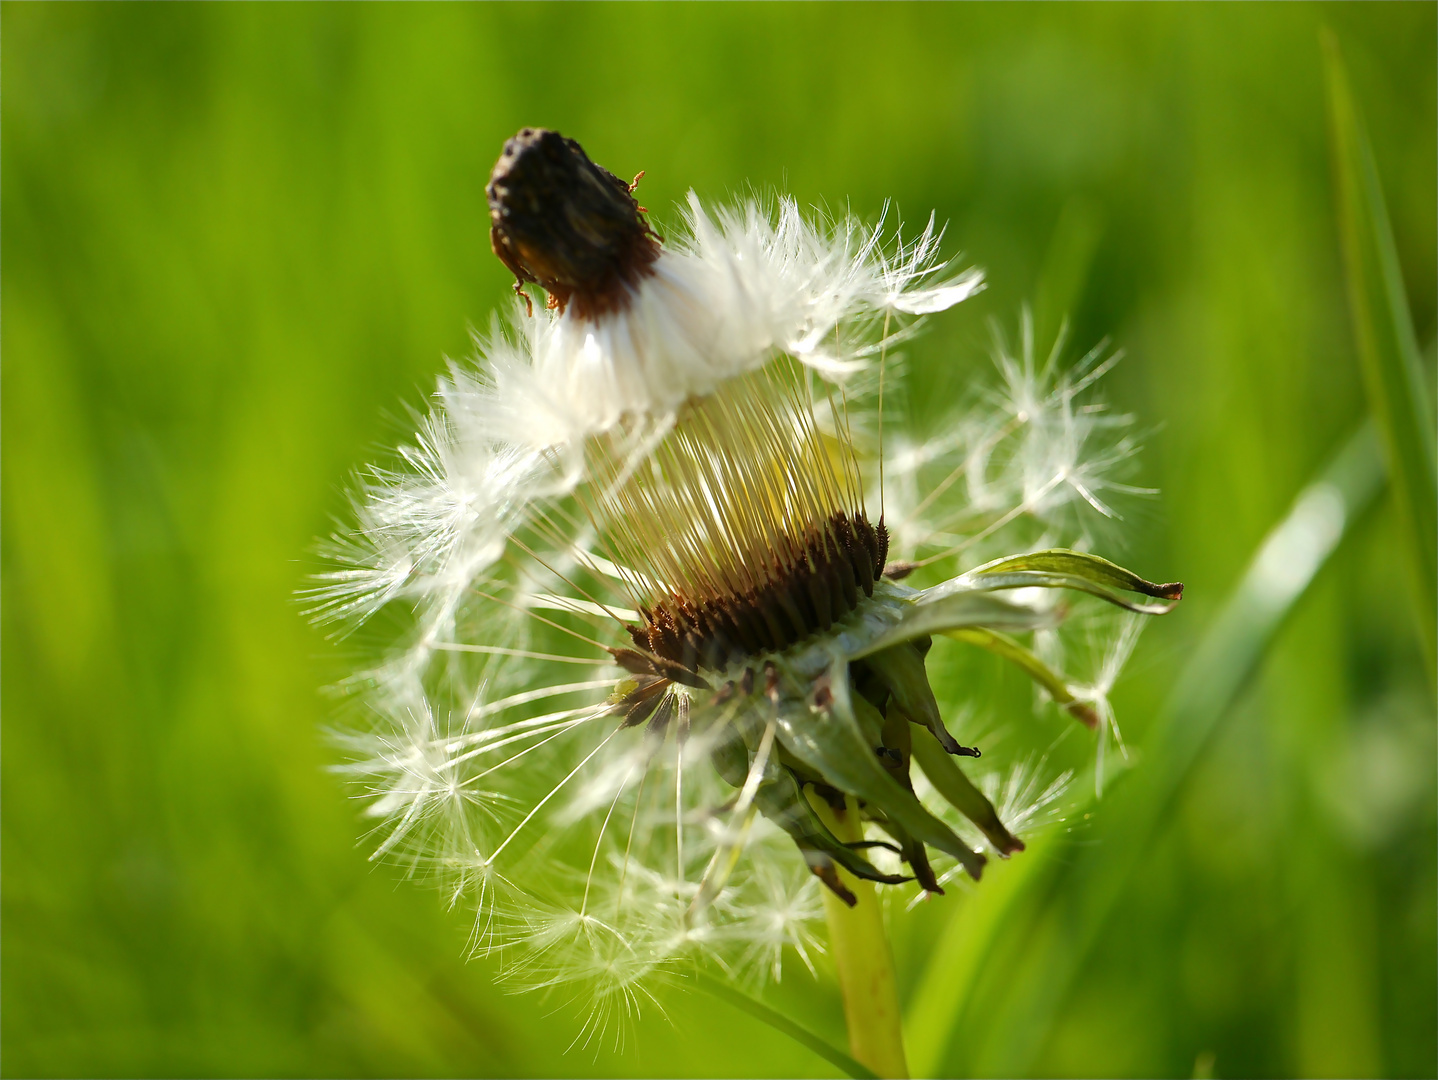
[1322,28,1437,684]
[808,791,910,1079]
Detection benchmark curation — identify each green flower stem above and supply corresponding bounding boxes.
[1322,28,1437,685]
[809,791,910,1079]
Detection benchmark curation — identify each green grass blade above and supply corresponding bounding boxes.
[694,973,878,1080]
[905,423,1386,1077]
[1322,28,1437,682]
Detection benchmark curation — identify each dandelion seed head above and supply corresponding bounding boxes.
[315,129,1179,1026]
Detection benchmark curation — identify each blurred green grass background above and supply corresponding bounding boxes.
[3,3,1434,1077]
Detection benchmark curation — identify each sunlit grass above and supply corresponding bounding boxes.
[3,4,1433,1077]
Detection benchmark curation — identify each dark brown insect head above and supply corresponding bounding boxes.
[487,128,661,319]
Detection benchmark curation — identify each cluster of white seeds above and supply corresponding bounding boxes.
[314,159,1167,1038]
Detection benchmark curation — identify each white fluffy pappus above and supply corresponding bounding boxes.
[883,312,1155,570]
[488,194,984,448]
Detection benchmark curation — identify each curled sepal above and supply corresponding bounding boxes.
[958,549,1184,615]
[866,815,943,894]
[872,703,944,893]
[852,591,1054,659]
[909,728,1025,856]
[700,708,903,913]
[864,641,980,756]
[945,626,1100,729]
[752,767,911,897]
[771,657,987,881]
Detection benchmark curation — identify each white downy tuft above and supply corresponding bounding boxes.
[882,313,1152,568]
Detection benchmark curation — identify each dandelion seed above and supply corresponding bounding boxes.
[315,127,1182,1021]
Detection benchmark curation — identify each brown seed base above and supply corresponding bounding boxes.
[627,512,889,674]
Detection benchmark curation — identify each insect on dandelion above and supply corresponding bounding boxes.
[312,128,1182,1066]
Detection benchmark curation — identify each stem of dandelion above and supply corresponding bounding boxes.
[810,792,909,1079]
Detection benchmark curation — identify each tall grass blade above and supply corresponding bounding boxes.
[694,973,878,1080]
[1322,28,1437,683]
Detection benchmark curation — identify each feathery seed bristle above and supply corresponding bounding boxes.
[578,361,888,673]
